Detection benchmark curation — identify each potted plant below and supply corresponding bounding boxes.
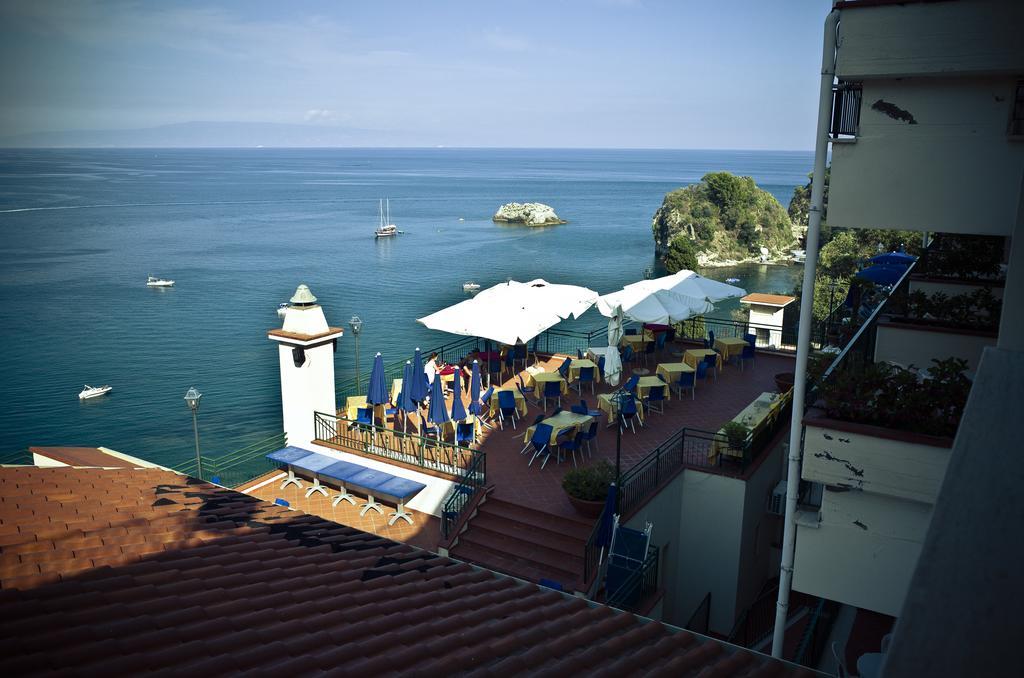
[721,421,750,453]
[562,461,616,518]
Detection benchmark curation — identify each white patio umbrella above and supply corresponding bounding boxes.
[418,278,598,345]
[604,305,624,386]
[648,270,747,302]
[596,285,712,324]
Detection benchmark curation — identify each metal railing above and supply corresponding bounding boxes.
[685,592,712,635]
[792,598,838,666]
[830,82,862,138]
[173,432,288,488]
[441,451,487,540]
[728,582,780,648]
[606,544,660,611]
[583,506,609,586]
[336,336,481,401]
[312,411,485,481]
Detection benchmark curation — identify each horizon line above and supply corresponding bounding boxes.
[0,145,817,153]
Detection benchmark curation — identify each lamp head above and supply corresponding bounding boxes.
[349,315,363,335]
[184,386,202,412]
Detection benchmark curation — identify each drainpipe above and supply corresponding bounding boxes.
[772,8,840,659]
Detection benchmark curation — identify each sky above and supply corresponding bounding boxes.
[0,0,834,149]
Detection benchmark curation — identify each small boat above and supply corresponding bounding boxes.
[374,199,400,238]
[725,277,740,284]
[79,384,112,400]
[462,282,481,292]
[146,275,175,287]
[277,302,289,317]
[791,249,807,263]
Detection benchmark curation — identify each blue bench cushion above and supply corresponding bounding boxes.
[319,460,366,482]
[298,454,342,473]
[375,477,428,503]
[266,446,316,464]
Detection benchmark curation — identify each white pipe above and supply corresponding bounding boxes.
[771,8,840,659]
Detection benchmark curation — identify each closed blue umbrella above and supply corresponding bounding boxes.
[451,368,468,422]
[426,376,450,440]
[595,482,618,566]
[410,347,429,404]
[468,360,482,416]
[366,352,388,427]
[397,360,416,432]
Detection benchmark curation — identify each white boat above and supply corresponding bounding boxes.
[79,384,112,400]
[146,275,175,287]
[277,302,289,317]
[374,199,399,238]
[725,277,740,284]
[462,282,481,292]
[791,249,807,263]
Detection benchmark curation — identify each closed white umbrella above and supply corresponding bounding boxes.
[604,305,624,386]
[597,286,712,324]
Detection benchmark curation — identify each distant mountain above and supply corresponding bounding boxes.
[0,121,419,148]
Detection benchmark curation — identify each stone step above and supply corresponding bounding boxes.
[460,523,584,576]
[451,540,579,590]
[480,498,594,541]
[470,512,585,558]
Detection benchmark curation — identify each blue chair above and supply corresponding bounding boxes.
[740,344,756,371]
[597,356,605,375]
[623,374,639,394]
[695,360,709,385]
[576,366,596,394]
[526,423,554,468]
[503,351,516,381]
[455,421,475,447]
[570,402,588,415]
[353,407,373,430]
[557,357,572,378]
[621,345,636,370]
[703,353,718,381]
[708,330,716,349]
[581,419,599,456]
[478,385,495,424]
[674,370,697,400]
[654,331,667,355]
[580,399,602,418]
[519,414,548,454]
[744,332,756,348]
[514,344,528,372]
[577,348,584,359]
[624,328,638,336]
[488,357,502,386]
[643,384,666,415]
[542,379,562,410]
[620,394,640,434]
[643,339,656,367]
[516,374,535,394]
[497,390,518,430]
[558,430,586,468]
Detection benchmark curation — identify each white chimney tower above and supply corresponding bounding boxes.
[267,284,344,446]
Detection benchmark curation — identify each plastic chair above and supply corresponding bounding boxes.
[515,376,540,407]
[674,371,697,400]
[497,390,518,430]
[526,423,554,468]
[654,331,667,355]
[558,430,586,468]
[353,407,373,430]
[581,419,599,456]
[514,343,528,372]
[743,332,756,348]
[577,348,584,359]
[519,414,548,453]
[708,330,716,348]
[695,360,709,385]
[581,398,602,418]
[542,379,562,410]
[557,357,572,379]
[740,344,756,371]
[643,340,656,367]
[503,351,516,381]
[570,402,588,415]
[597,356,605,375]
[576,366,596,394]
[488,357,502,387]
[644,384,666,414]
[621,345,635,370]
[620,394,640,434]
[455,421,475,447]
[703,352,718,381]
[479,385,495,420]
[623,374,639,394]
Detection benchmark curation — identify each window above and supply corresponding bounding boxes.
[830,82,862,139]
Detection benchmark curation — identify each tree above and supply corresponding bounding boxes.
[664,236,699,273]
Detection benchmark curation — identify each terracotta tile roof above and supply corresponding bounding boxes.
[740,293,796,307]
[0,467,813,676]
[27,446,129,468]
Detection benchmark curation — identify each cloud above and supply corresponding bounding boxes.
[304,109,335,122]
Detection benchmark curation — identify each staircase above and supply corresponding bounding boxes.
[450,498,593,590]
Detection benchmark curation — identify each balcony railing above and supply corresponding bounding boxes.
[605,544,660,612]
[441,452,488,540]
[685,592,712,635]
[312,411,485,481]
[173,431,287,488]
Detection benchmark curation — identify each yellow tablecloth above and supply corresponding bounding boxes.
[569,358,601,384]
[684,348,723,370]
[714,337,748,363]
[709,391,785,464]
[635,375,671,400]
[344,396,368,420]
[390,378,403,404]
[530,371,569,395]
[655,362,694,385]
[621,334,650,351]
[524,411,593,445]
[597,392,645,426]
[489,388,528,417]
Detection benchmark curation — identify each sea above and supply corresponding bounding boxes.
[0,148,812,467]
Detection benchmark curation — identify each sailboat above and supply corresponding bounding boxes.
[374,199,399,238]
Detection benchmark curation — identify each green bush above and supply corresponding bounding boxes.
[664,236,699,274]
[562,460,616,501]
[721,421,750,450]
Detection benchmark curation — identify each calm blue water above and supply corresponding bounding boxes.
[0,148,811,466]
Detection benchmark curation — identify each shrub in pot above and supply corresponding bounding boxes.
[562,461,616,517]
[721,421,750,451]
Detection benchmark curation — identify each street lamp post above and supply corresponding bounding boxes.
[183,387,203,479]
[349,315,363,392]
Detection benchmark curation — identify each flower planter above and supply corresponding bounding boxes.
[567,495,605,518]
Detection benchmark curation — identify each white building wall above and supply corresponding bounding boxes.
[874,323,997,375]
[828,77,1023,235]
[734,444,786,620]
[277,341,337,447]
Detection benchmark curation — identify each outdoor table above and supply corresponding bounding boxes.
[635,375,671,400]
[684,348,723,370]
[586,346,612,363]
[390,378,403,405]
[524,411,593,446]
[714,337,748,364]
[621,334,650,351]
[655,362,694,385]
[709,391,783,464]
[344,395,368,420]
[597,392,645,426]
[529,371,569,395]
[489,388,528,417]
[569,358,601,384]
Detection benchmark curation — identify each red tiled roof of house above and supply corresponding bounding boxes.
[0,467,814,676]
[740,293,796,307]
[27,446,129,468]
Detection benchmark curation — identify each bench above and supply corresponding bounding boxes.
[266,446,427,525]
